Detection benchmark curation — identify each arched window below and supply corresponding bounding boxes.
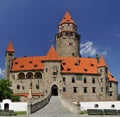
[34,72,42,79]
[94,104,99,108]
[26,72,33,79]
[18,72,25,79]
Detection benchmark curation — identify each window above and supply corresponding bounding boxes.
[109,91,113,96]
[12,75,15,79]
[100,78,103,83]
[101,87,103,92]
[72,53,75,56]
[94,104,99,108]
[73,87,77,93]
[92,78,95,83]
[100,69,102,72]
[17,85,20,89]
[62,77,66,82]
[36,84,39,89]
[83,78,87,83]
[110,82,112,87]
[63,87,66,92]
[46,68,48,72]
[83,87,88,93]
[92,87,96,93]
[111,104,115,108]
[72,77,75,83]
[22,86,24,90]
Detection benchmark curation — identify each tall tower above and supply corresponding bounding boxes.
[5,40,15,79]
[56,11,80,57]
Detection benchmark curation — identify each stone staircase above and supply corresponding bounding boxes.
[30,96,80,117]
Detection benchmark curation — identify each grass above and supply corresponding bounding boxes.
[14,111,27,115]
[80,110,88,114]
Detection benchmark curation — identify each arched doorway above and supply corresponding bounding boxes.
[51,85,58,96]
[4,103,9,110]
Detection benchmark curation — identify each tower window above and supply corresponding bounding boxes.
[109,82,112,87]
[72,53,75,56]
[109,91,113,96]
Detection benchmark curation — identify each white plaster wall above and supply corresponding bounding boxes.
[0,99,27,111]
[80,101,120,111]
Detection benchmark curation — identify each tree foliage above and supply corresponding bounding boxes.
[0,79,20,102]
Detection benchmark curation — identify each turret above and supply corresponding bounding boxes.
[5,40,15,79]
[55,11,80,57]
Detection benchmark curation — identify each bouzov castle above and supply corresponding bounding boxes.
[5,11,118,102]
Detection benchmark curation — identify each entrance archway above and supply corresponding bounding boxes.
[51,85,58,96]
[4,103,9,110]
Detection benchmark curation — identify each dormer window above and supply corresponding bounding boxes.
[91,63,94,66]
[20,65,24,68]
[84,68,88,72]
[29,61,33,64]
[15,62,18,64]
[34,64,37,67]
[62,62,66,65]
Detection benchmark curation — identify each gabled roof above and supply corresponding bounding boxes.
[59,11,76,25]
[98,55,107,67]
[6,40,15,52]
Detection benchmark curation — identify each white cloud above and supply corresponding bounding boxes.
[0,68,5,78]
[80,41,110,57]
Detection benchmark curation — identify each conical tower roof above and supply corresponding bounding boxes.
[59,11,76,25]
[98,55,107,67]
[6,40,15,52]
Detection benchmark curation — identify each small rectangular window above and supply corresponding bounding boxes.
[73,87,77,93]
[72,77,75,83]
[83,87,87,93]
[46,68,48,72]
[63,87,66,92]
[110,82,112,87]
[62,77,66,82]
[92,78,95,83]
[83,78,87,83]
[109,91,113,96]
[92,87,96,93]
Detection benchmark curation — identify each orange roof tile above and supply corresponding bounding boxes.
[61,57,98,74]
[108,71,118,82]
[98,55,107,67]
[59,11,76,25]
[6,40,15,52]
[42,45,62,61]
[11,56,44,71]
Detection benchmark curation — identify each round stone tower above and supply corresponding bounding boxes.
[5,40,15,79]
[55,11,80,57]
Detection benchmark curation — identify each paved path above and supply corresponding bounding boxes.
[1,96,120,117]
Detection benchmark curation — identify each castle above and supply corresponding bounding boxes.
[5,11,118,102]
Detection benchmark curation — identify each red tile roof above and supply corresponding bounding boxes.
[108,71,118,82]
[98,55,107,67]
[6,40,15,52]
[11,46,117,82]
[59,11,76,25]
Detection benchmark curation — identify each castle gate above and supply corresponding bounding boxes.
[51,85,58,96]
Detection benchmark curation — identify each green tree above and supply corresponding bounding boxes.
[0,79,20,101]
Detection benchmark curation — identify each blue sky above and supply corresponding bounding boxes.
[0,0,120,91]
